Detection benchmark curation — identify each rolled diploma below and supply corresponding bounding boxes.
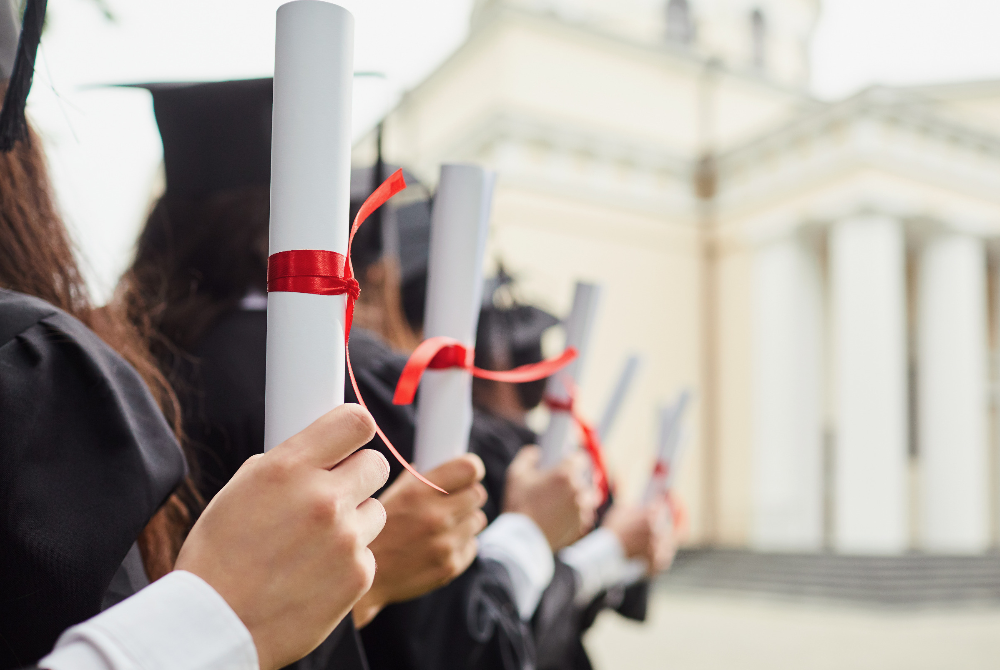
[642,390,691,502]
[625,390,691,583]
[412,164,496,472]
[264,0,353,451]
[539,282,603,468]
[597,354,642,443]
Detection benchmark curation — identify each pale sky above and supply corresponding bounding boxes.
[23,0,1000,300]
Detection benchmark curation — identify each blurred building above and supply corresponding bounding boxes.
[357,0,1000,556]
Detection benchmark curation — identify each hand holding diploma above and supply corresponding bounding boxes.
[352,454,489,627]
[176,405,388,670]
[603,498,684,579]
[503,446,599,551]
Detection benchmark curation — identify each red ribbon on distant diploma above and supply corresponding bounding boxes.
[544,391,610,501]
[391,336,579,405]
[266,169,446,493]
[649,461,687,532]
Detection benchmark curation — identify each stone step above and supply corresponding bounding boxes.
[657,549,1000,605]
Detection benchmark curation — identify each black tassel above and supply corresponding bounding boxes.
[0,0,47,152]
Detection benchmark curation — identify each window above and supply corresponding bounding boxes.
[751,8,766,69]
[666,0,693,45]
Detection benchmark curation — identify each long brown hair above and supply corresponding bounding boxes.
[119,186,271,359]
[0,112,199,580]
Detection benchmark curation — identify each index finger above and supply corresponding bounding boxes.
[274,403,377,470]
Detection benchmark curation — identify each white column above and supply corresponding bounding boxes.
[830,215,909,554]
[751,234,824,551]
[917,233,989,553]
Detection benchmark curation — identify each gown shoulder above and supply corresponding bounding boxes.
[0,289,185,668]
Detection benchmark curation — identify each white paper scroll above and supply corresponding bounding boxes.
[412,164,496,472]
[264,0,354,451]
[623,389,692,583]
[643,390,692,502]
[539,282,603,468]
[597,354,642,443]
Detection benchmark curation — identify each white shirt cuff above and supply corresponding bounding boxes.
[558,528,645,606]
[40,570,258,670]
[477,513,555,619]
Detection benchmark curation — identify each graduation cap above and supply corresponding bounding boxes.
[0,0,46,152]
[475,269,560,409]
[131,78,273,197]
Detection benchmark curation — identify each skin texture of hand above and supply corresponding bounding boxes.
[603,500,679,576]
[174,404,389,670]
[502,446,599,551]
[352,453,489,627]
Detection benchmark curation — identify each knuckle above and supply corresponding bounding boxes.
[261,453,295,484]
[431,538,453,562]
[308,491,338,525]
[424,511,450,534]
[444,553,463,577]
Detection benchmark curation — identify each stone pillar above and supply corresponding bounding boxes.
[830,215,909,554]
[917,233,989,553]
[751,234,824,551]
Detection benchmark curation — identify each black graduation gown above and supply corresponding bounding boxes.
[345,330,531,670]
[0,289,186,669]
[468,413,651,670]
[180,308,367,670]
[184,311,534,670]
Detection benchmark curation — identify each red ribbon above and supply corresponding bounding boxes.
[266,169,446,494]
[391,336,579,405]
[649,461,687,531]
[543,392,610,501]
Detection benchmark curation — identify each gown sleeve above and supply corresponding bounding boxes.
[0,290,186,670]
[347,330,535,670]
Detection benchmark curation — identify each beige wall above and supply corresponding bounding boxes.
[483,183,710,542]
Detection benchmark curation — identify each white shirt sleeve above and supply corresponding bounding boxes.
[477,512,555,620]
[39,570,258,670]
[558,528,646,606]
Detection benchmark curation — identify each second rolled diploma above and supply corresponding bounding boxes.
[412,164,496,473]
[539,281,603,468]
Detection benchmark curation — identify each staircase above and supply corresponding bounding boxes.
[658,549,1000,606]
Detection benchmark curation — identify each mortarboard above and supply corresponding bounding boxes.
[476,268,560,369]
[130,78,273,197]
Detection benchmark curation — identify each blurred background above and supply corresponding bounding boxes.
[28,0,1000,667]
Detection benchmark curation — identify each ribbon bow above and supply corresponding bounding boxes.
[266,169,446,493]
[391,336,578,405]
[544,389,610,502]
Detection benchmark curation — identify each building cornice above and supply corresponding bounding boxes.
[713,87,1000,243]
